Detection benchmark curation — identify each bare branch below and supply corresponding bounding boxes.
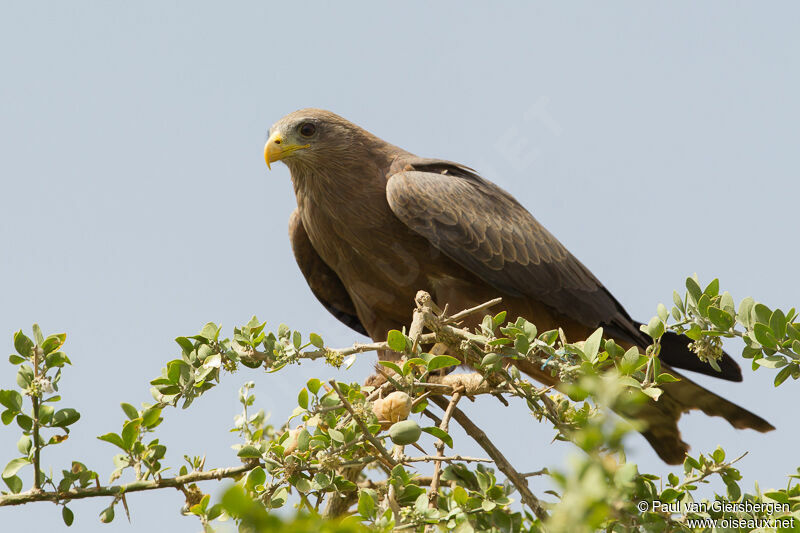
[0,464,253,507]
[447,297,503,324]
[405,454,490,464]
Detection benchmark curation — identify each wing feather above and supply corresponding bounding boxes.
[289,210,367,336]
[384,158,744,381]
[385,159,639,339]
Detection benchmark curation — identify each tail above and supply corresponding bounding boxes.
[631,368,773,464]
[512,359,773,465]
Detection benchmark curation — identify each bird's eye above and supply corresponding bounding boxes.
[299,122,316,137]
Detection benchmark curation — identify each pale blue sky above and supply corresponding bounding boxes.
[1,2,798,531]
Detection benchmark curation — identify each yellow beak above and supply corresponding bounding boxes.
[264,132,309,169]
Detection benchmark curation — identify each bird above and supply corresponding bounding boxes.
[264,108,773,464]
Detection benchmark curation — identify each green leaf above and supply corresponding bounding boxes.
[452,485,468,506]
[62,506,74,527]
[770,309,787,339]
[328,428,345,443]
[16,414,32,431]
[0,390,23,412]
[17,435,31,455]
[141,407,161,428]
[8,355,25,365]
[32,324,44,345]
[312,472,331,490]
[297,388,309,410]
[660,488,682,503]
[298,429,310,452]
[707,307,734,330]
[697,294,711,316]
[309,333,324,349]
[16,365,33,389]
[378,361,403,376]
[198,322,220,342]
[641,317,664,340]
[426,355,461,372]
[175,336,194,355]
[641,387,663,401]
[391,464,410,484]
[3,475,22,493]
[656,373,680,384]
[100,505,115,523]
[514,333,530,355]
[237,445,262,458]
[358,489,376,519]
[539,329,558,345]
[98,432,126,450]
[685,324,702,341]
[492,311,507,326]
[583,328,603,361]
[685,277,702,304]
[764,491,790,504]
[120,403,139,420]
[619,347,644,375]
[754,303,773,326]
[481,353,503,369]
[13,331,34,358]
[1,410,14,425]
[306,378,321,395]
[603,339,623,359]
[403,358,426,375]
[292,331,301,349]
[684,455,700,473]
[720,291,735,313]
[45,352,69,368]
[712,446,725,463]
[703,278,719,297]
[738,297,755,328]
[726,481,741,501]
[39,404,54,425]
[755,355,787,369]
[41,333,66,355]
[787,323,800,342]
[422,426,453,448]
[673,291,685,314]
[2,457,30,478]
[387,330,407,353]
[121,420,141,450]
[774,365,793,386]
[753,323,778,349]
[245,467,266,491]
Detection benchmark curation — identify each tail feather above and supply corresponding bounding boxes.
[660,370,774,432]
[512,358,773,465]
[631,367,773,464]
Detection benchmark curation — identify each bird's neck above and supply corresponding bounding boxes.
[287,148,394,216]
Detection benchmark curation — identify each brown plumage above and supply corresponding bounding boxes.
[266,108,773,464]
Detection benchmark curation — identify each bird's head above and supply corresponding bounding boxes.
[264,108,367,170]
